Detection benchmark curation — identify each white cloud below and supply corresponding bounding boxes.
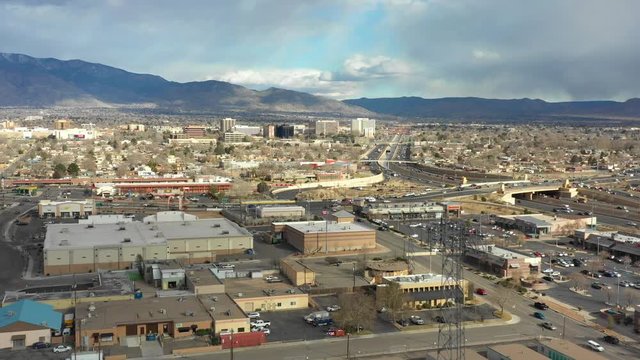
[472,49,501,62]
[341,54,413,80]
[214,68,358,99]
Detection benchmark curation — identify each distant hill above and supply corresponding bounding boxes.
[343,96,640,120]
[0,52,371,116]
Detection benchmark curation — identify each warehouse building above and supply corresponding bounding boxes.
[271,220,376,254]
[38,199,95,218]
[377,274,469,309]
[44,212,252,275]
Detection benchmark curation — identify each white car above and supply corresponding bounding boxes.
[587,340,604,352]
[542,268,554,274]
[247,311,260,319]
[326,304,341,312]
[52,345,71,353]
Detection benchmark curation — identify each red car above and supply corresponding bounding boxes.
[326,327,345,337]
[476,288,488,295]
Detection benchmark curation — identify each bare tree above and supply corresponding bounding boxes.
[377,282,406,323]
[588,258,604,276]
[603,287,613,305]
[624,289,638,311]
[334,290,376,333]
[568,273,588,292]
[491,286,512,316]
[621,256,632,269]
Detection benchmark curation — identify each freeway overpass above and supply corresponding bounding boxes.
[499,183,578,205]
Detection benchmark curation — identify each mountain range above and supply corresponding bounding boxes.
[344,96,640,120]
[1,52,639,121]
[0,52,369,116]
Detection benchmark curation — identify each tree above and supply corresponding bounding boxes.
[621,256,632,269]
[491,286,512,316]
[334,291,376,333]
[52,163,67,179]
[603,287,613,305]
[568,273,588,292]
[257,181,270,194]
[377,282,406,322]
[214,141,225,155]
[588,258,604,276]
[208,185,220,200]
[624,289,638,311]
[67,163,80,177]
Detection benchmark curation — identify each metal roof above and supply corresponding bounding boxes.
[0,299,62,331]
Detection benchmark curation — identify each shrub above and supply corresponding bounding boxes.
[195,329,211,336]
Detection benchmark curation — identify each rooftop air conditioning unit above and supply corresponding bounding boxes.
[118,226,126,231]
[87,224,94,229]
[237,293,243,297]
[221,230,229,235]
[122,238,131,243]
[213,224,221,228]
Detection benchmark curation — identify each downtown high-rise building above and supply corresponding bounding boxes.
[315,120,339,136]
[351,118,376,138]
[219,117,236,133]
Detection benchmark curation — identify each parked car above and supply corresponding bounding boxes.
[326,327,345,337]
[533,312,545,320]
[542,276,554,282]
[541,322,556,330]
[409,315,425,325]
[250,319,271,328]
[313,318,334,327]
[435,315,446,323]
[247,311,260,319]
[326,305,342,312]
[534,302,549,310]
[32,342,50,349]
[475,288,488,295]
[603,335,620,344]
[397,318,409,327]
[587,340,605,352]
[591,282,603,289]
[52,345,71,353]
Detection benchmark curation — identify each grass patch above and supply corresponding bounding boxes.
[127,271,143,281]
[493,311,512,321]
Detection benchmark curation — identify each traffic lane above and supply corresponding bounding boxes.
[0,347,69,360]
[517,199,629,227]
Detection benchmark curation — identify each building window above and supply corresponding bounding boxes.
[290,302,296,306]
[277,302,282,307]
[238,327,245,333]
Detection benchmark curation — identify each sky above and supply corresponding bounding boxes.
[1,0,639,101]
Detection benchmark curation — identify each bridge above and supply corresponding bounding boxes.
[499,181,578,205]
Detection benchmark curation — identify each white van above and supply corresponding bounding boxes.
[587,340,604,352]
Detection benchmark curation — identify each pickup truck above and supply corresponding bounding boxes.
[250,319,271,328]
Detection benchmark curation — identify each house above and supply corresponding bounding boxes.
[0,300,62,349]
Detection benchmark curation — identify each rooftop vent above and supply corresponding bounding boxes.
[59,228,69,233]
[87,224,94,229]
[159,308,166,314]
[221,230,229,235]
[122,238,132,243]
[212,224,221,228]
[118,226,126,231]
[59,240,69,246]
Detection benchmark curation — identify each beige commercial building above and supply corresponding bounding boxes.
[495,214,597,237]
[186,268,226,295]
[256,205,305,219]
[280,258,316,286]
[378,274,469,309]
[38,199,95,218]
[198,294,251,335]
[74,296,213,348]
[366,260,410,284]
[465,245,541,278]
[44,212,252,275]
[225,278,309,312]
[315,120,339,136]
[272,220,376,254]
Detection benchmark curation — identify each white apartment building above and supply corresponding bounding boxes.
[351,118,376,138]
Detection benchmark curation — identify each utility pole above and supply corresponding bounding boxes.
[352,263,356,289]
[230,329,234,360]
[346,333,351,359]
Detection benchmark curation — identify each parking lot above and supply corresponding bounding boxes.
[0,347,70,360]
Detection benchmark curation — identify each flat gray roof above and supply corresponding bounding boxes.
[45,222,165,249]
[77,296,211,331]
[45,218,250,250]
[156,219,251,239]
[286,221,373,234]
